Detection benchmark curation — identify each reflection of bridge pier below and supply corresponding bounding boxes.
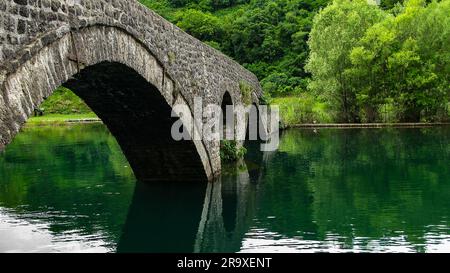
[117,166,261,253]
[194,168,258,252]
[245,140,277,184]
[117,141,275,253]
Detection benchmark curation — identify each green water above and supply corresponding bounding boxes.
[0,124,449,253]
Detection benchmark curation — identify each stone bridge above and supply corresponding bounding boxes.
[0,0,264,182]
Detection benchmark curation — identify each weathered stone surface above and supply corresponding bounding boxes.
[0,0,264,182]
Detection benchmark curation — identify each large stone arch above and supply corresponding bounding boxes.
[1,25,213,182]
[0,0,265,182]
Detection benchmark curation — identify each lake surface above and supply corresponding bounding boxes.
[0,124,449,253]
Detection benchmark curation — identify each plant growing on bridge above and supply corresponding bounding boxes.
[220,140,247,162]
[239,80,254,105]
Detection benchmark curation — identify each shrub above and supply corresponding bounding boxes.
[220,140,247,162]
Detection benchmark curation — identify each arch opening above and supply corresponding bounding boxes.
[62,61,208,183]
[220,91,234,141]
[246,103,259,142]
[3,61,209,183]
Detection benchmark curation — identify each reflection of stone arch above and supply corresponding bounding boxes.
[117,148,275,252]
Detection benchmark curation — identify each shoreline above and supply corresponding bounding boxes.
[25,120,102,127]
[26,115,102,126]
[25,115,450,129]
[286,122,450,129]
[65,118,102,123]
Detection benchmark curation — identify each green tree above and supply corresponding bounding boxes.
[352,0,449,122]
[306,0,386,122]
[175,9,223,41]
[348,19,395,122]
[221,0,329,96]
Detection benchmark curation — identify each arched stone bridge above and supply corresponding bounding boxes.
[0,0,264,182]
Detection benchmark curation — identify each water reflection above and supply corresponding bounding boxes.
[0,208,109,253]
[117,181,206,252]
[194,168,257,253]
[117,167,258,253]
[0,124,450,252]
[0,124,135,252]
[0,123,261,253]
[243,128,450,253]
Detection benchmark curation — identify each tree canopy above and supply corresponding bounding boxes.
[137,0,449,123]
[307,0,449,122]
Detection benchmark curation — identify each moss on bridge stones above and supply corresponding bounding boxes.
[167,51,176,65]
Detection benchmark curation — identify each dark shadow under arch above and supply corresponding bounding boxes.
[63,61,208,182]
[221,92,233,118]
[220,91,234,140]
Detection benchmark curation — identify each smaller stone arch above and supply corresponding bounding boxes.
[220,91,235,141]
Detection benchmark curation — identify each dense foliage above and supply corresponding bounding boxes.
[307,0,450,122]
[44,0,448,124]
[139,0,449,123]
[140,0,330,96]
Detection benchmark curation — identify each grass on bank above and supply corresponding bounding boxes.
[40,87,93,115]
[271,96,450,127]
[270,95,334,127]
[27,113,99,126]
[26,87,98,126]
[32,86,449,128]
